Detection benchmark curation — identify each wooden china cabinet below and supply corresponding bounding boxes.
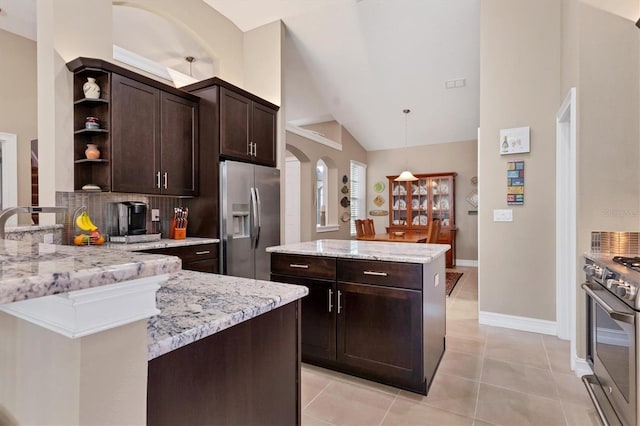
[386,172,457,267]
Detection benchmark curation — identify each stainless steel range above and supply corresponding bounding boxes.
[583,254,640,426]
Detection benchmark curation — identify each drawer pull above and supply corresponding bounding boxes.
[363,271,388,277]
[337,290,342,314]
[195,250,211,255]
[328,289,333,313]
[289,264,309,269]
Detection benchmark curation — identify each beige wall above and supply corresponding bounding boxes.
[302,121,343,144]
[285,126,367,241]
[367,140,478,262]
[0,29,37,211]
[571,1,640,357]
[479,0,561,320]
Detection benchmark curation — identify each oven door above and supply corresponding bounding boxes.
[583,283,636,426]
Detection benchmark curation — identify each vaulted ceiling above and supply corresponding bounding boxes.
[0,0,480,151]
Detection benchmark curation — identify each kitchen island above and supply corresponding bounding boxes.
[0,238,307,425]
[267,239,449,395]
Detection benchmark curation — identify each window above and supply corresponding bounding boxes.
[316,160,328,226]
[350,161,367,236]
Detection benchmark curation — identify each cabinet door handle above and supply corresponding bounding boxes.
[163,172,168,189]
[337,290,342,314]
[328,289,333,313]
[247,141,252,156]
[363,271,388,277]
[195,250,211,255]
[252,142,257,157]
[289,264,309,269]
[156,171,161,189]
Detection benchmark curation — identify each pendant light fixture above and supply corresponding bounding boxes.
[395,109,418,182]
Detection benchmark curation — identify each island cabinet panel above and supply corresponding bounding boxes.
[336,281,423,390]
[271,253,439,395]
[147,300,301,426]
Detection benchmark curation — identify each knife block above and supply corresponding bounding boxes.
[169,217,187,240]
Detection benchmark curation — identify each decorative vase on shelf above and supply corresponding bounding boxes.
[85,144,100,160]
[83,77,100,99]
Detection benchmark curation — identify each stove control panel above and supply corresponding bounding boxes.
[583,263,604,280]
[606,275,638,302]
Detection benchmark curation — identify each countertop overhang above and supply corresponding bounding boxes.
[266,239,450,263]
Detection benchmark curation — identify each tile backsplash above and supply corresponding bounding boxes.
[56,192,184,239]
[591,231,640,254]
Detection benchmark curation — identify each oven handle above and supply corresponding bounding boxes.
[581,375,613,426]
[581,283,635,325]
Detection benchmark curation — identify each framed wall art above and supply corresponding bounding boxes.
[500,126,530,155]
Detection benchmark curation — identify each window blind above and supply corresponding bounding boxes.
[350,161,367,236]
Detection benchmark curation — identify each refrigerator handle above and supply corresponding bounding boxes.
[250,187,259,249]
[255,187,262,249]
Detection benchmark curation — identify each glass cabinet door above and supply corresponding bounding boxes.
[391,181,408,226]
[430,177,451,227]
[410,178,428,227]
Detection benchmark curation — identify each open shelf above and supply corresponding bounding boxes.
[74,98,109,105]
[74,128,109,135]
[74,159,109,164]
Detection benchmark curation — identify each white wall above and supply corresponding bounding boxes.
[285,156,301,244]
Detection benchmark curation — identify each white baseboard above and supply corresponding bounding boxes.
[479,311,557,335]
[455,259,478,267]
[573,357,592,377]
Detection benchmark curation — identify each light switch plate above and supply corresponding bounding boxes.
[434,272,440,287]
[493,209,513,222]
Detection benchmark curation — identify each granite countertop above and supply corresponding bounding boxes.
[5,224,64,233]
[0,239,181,305]
[147,270,308,360]
[266,239,450,263]
[105,237,219,252]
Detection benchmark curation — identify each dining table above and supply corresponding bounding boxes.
[357,231,427,243]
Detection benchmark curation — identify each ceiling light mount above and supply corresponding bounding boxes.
[185,56,195,77]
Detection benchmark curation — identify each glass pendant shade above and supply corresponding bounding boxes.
[395,170,418,182]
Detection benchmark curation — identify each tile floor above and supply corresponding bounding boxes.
[301,266,599,425]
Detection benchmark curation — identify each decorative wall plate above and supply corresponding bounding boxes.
[373,182,385,193]
[466,189,479,208]
[341,185,349,194]
[373,195,385,207]
[340,196,350,207]
[341,212,351,222]
[342,175,349,184]
[369,210,389,216]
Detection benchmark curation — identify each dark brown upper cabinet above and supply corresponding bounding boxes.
[67,57,199,196]
[184,79,279,168]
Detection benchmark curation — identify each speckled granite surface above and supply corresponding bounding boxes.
[0,239,181,305]
[148,270,308,360]
[5,225,64,244]
[105,237,219,252]
[266,239,449,263]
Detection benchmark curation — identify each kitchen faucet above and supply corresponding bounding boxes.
[0,206,69,239]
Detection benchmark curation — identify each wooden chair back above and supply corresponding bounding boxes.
[355,219,366,238]
[427,219,441,243]
[362,219,376,236]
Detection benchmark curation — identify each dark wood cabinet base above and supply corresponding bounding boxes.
[147,301,301,425]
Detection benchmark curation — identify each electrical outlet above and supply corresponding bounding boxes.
[44,233,54,244]
[434,272,440,287]
[152,209,160,222]
[493,209,513,222]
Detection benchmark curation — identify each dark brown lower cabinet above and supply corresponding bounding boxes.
[147,300,301,426]
[271,253,446,395]
[142,243,218,273]
[272,274,336,361]
[337,282,423,390]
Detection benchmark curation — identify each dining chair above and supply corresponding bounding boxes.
[355,219,366,238]
[363,219,376,236]
[427,219,441,243]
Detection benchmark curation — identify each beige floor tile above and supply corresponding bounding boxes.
[484,338,549,369]
[552,371,592,407]
[304,380,395,426]
[475,383,566,426]
[472,420,499,426]
[546,347,573,374]
[400,373,479,418]
[542,334,570,351]
[446,319,488,341]
[302,413,335,426]
[438,350,483,381]
[303,363,400,396]
[480,358,557,399]
[562,401,600,426]
[301,367,332,408]
[486,326,545,345]
[382,397,474,426]
[446,335,485,355]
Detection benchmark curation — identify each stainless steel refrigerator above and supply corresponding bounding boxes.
[220,160,280,280]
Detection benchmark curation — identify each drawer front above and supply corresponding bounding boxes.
[271,253,336,280]
[337,259,422,290]
[145,243,218,262]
